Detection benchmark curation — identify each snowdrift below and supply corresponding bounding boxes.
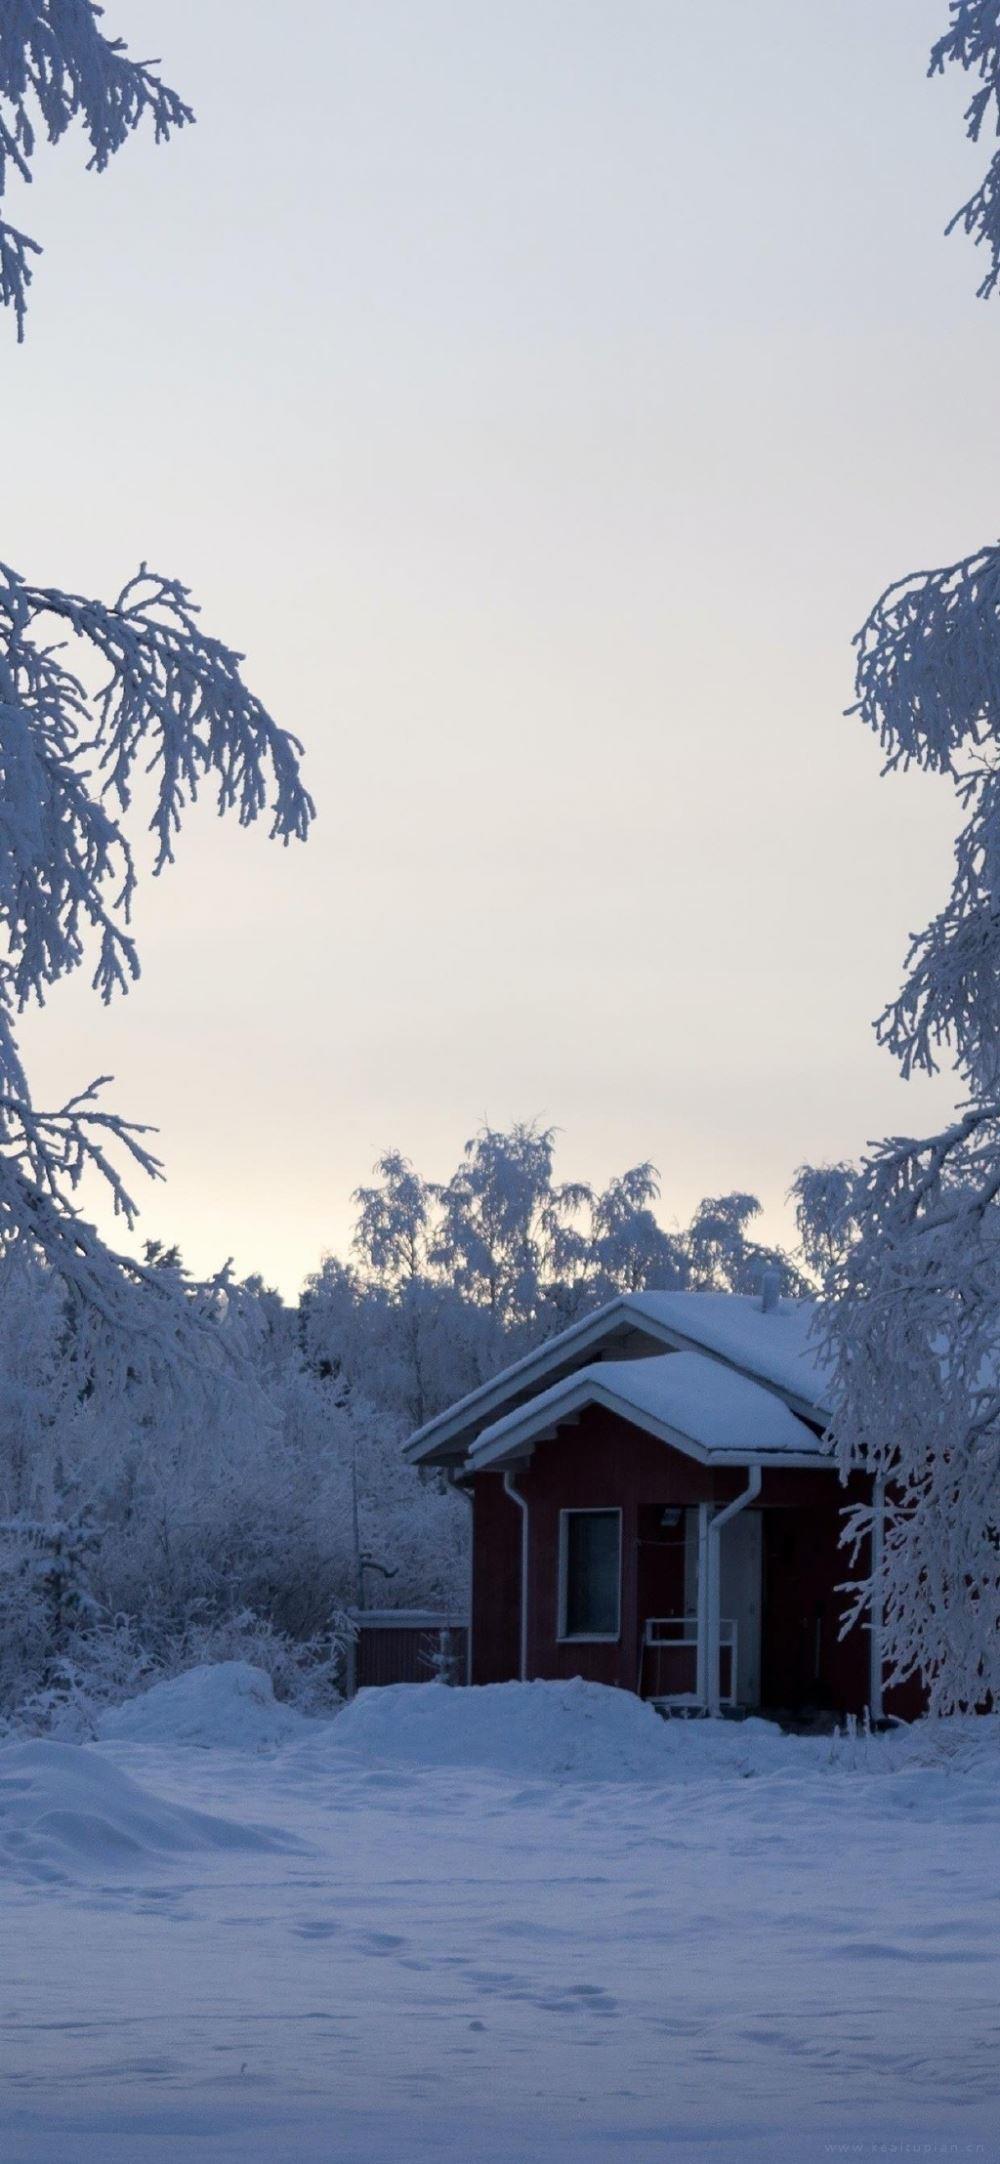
[0,1737,299,1882]
[93,1664,1000,1795]
[320,1678,796,1782]
[96,1661,310,1751]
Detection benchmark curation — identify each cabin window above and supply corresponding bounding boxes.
[558,1509,621,1640]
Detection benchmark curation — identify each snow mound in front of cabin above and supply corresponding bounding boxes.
[96,1661,309,1751]
[322,1679,797,1783]
[0,1738,298,1882]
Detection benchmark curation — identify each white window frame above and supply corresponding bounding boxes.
[557,1506,622,1643]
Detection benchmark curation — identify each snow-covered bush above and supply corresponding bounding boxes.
[1,1607,352,1741]
[0,1247,465,1727]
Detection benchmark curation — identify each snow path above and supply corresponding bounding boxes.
[3,1721,1000,2163]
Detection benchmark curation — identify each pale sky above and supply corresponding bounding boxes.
[4,0,988,1294]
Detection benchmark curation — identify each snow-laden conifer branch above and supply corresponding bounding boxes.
[0,0,192,334]
[0,562,314,992]
[930,2,1000,295]
[851,544,1000,1090]
[852,543,1000,776]
[0,214,38,336]
[874,760,1000,1087]
[0,559,313,1317]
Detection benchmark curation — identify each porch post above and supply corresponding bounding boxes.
[706,1466,762,1716]
[705,1510,721,1718]
[695,1502,710,1707]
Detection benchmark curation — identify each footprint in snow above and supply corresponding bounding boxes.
[543,1983,619,2017]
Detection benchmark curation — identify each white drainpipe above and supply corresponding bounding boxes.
[503,1468,530,1681]
[869,1475,886,1725]
[705,1464,762,1717]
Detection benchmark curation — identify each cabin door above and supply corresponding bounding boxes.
[683,1507,763,1709]
[719,1511,762,1709]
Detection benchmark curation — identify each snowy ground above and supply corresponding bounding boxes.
[3,1671,999,2164]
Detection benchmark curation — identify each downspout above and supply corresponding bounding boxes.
[503,1467,530,1682]
[869,1475,885,1725]
[449,1473,475,1685]
[706,1464,762,1717]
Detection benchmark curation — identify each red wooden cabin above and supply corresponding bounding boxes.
[405,1291,907,1722]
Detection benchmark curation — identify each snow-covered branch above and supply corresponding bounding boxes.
[930,1,1000,296]
[852,543,1000,778]
[0,0,191,177]
[0,0,192,335]
[0,559,313,1314]
[852,544,1000,1089]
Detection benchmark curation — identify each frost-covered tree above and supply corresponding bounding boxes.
[347,1155,448,1425]
[686,1192,803,1298]
[0,11,314,1350]
[824,565,1000,1706]
[0,0,192,336]
[789,1162,860,1281]
[431,1121,592,1347]
[825,1113,1000,1712]
[0,8,326,1728]
[302,1246,488,1437]
[579,1164,687,1303]
[353,1152,434,1290]
[820,6,1000,1712]
[0,5,470,1726]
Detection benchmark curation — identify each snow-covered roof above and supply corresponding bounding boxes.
[403,1290,830,1467]
[467,1351,830,1472]
[622,1291,829,1413]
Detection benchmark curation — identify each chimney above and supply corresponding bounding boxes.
[759,1267,780,1314]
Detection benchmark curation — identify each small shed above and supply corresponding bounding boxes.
[345,1609,470,1697]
